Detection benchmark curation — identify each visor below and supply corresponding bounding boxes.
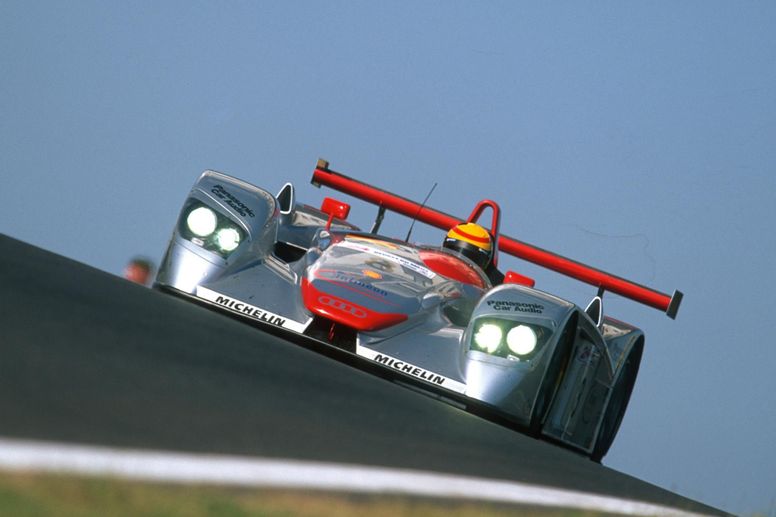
[444,238,492,269]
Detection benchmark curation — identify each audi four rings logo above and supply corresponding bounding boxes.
[318,296,368,318]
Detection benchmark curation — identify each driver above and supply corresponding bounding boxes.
[443,223,504,284]
[443,223,493,269]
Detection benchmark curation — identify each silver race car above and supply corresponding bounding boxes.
[156,159,683,461]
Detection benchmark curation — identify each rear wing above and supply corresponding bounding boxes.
[311,160,683,319]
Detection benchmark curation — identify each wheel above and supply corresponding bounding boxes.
[528,315,576,434]
[590,340,643,462]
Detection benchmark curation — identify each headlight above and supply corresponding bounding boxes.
[180,201,246,258]
[187,207,217,237]
[470,319,550,360]
[473,323,503,353]
[506,325,538,356]
[215,227,241,252]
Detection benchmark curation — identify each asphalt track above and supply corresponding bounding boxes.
[0,234,724,515]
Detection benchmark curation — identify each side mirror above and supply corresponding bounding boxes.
[276,183,295,215]
[585,296,604,327]
[321,197,351,230]
[321,197,351,220]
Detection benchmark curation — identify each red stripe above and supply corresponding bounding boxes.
[451,227,490,245]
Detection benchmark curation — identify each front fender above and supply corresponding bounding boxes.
[461,284,575,423]
[156,171,278,293]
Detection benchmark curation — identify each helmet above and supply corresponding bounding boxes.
[443,223,494,269]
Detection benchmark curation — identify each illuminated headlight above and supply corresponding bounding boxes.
[507,325,538,356]
[187,207,217,237]
[470,319,550,360]
[179,200,246,258]
[473,323,503,353]
[215,227,241,252]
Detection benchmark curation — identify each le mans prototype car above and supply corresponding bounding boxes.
[156,159,683,461]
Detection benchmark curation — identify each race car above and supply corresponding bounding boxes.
[155,159,683,461]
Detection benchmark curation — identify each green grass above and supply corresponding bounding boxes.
[0,470,603,517]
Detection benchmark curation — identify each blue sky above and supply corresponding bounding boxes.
[2,2,774,514]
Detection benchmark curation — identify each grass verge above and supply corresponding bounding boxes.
[0,469,606,517]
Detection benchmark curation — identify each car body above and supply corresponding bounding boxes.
[156,160,682,461]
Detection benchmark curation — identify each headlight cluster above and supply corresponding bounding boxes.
[470,318,550,360]
[180,201,245,257]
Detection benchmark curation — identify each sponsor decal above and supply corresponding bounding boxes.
[317,295,367,318]
[486,300,544,314]
[211,184,255,218]
[321,271,389,297]
[356,346,467,394]
[339,241,436,279]
[196,286,309,332]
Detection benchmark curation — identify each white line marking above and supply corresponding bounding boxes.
[0,438,710,517]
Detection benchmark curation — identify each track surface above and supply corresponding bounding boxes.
[0,235,722,515]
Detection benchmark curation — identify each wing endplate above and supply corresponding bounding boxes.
[311,161,682,319]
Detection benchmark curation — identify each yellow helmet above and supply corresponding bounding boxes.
[443,223,494,269]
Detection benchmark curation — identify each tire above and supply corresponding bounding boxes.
[590,340,643,462]
[528,315,576,434]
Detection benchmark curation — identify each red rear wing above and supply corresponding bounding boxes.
[311,160,683,319]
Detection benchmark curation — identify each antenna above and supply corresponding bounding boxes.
[404,182,437,242]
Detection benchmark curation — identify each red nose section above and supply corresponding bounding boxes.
[301,278,407,331]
